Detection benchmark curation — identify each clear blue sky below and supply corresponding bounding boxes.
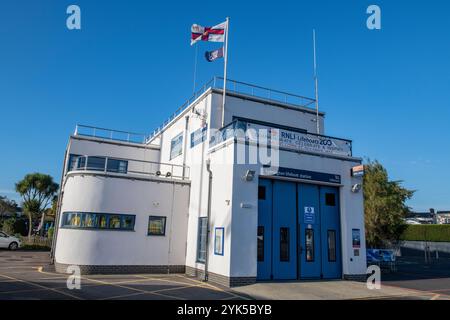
[0,0,449,211]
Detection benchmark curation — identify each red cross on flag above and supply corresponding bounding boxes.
[191,21,227,46]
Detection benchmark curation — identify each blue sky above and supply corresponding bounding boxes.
[0,0,449,211]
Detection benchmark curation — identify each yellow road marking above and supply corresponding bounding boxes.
[0,273,83,300]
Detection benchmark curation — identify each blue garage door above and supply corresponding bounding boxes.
[257,179,342,281]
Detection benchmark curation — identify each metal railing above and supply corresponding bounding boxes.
[146,76,316,142]
[68,155,190,181]
[209,119,353,157]
[75,124,148,144]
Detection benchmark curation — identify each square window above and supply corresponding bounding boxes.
[148,216,167,236]
[107,159,128,173]
[325,193,336,206]
[108,215,121,229]
[258,186,266,200]
[121,215,135,230]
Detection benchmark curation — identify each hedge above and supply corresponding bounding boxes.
[401,225,450,242]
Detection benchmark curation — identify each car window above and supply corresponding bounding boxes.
[0,232,6,237]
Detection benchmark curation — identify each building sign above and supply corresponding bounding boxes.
[261,166,341,184]
[351,165,365,177]
[245,122,352,157]
[190,125,207,148]
[304,207,316,224]
[352,229,361,248]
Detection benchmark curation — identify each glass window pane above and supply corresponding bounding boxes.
[257,226,264,262]
[107,159,128,173]
[258,186,266,200]
[108,215,121,229]
[305,229,314,262]
[325,193,336,206]
[83,213,97,228]
[148,216,166,235]
[86,157,106,171]
[68,154,80,171]
[121,215,135,230]
[280,227,290,262]
[98,215,108,229]
[170,133,183,159]
[197,217,208,263]
[328,230,337,262]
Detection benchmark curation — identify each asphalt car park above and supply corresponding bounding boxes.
[1,250,450,300]
[0,250,250,300]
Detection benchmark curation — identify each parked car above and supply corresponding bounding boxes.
[0,231,21,250]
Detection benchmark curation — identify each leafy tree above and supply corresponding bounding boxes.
[15,173,59,238]
[363,160,415,248]
[0,196,18,219]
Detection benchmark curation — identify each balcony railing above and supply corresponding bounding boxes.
[146,77,316,142]
[209,119,353,158]
[68,155,190,181]
[75,124,148,144]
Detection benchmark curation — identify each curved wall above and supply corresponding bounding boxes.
[54,173,189,272]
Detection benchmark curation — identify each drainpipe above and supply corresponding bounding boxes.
[204,159,213,282]
[182,116,189,179]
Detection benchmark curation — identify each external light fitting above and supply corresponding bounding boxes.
[243,170,256,182]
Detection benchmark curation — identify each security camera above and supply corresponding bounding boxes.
[351,184,362,193]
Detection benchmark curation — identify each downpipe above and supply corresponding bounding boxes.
[204,159,213,282]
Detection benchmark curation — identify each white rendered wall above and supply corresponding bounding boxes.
[55,174,189,266]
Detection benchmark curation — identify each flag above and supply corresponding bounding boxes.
[205,47,224,62]
[191,21,226,46]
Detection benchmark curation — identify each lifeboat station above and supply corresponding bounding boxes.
[53,77,367,287]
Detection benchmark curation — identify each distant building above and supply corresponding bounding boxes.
[436,211,450,225]
[406,210,435,224]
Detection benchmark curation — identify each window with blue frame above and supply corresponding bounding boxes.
[67,155,128,174]
[61,212,135,231]
[148,216,167,236]
[196,217,208,263]
[170,132,183,160]
[214,227,224,256]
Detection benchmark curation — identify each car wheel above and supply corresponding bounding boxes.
[8,242,18,251]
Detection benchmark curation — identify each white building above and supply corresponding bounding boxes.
[53,77,367,286]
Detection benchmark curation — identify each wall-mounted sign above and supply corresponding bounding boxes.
[245,122,352,157]
[304,207,316,224]
[261,166,341,184]
[352,229,361,249]
[190,125,208,148]
[351,165,365,177]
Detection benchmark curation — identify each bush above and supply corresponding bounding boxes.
[47,226,54,239]
[2,218,16,235]
[401,225,450,242]
[21,244,51,251]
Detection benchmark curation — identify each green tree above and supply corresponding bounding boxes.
[363,160,415,248]
[15,173,59,238]
[0,196,18,219]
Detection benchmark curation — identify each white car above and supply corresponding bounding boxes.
[0,231,21,250]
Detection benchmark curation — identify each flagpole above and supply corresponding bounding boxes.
[313,29,320,134]
[221,17,229,127]
[193,43,199,94]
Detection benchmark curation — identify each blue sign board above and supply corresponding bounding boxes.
[304,207,316,224]
[262,166,341,184]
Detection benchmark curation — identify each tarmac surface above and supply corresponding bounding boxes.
[1,249,449,300]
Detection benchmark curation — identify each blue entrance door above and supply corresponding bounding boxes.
[319,186,342,279]
[257,179,272,280]
[272,180,297,280]
[298,184,322,279]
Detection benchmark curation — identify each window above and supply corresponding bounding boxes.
[67,154,81,171]
[86,157,106,171]
[328,230,337,262]
[107,159,128,173]
[0,232,7,237]
[257,226,264,262]
[258,186,266,200]
[325,193,336,206]
[170,132,184,160]
[305,229,315,262]
[197,217,208,263]
[148,216,167,236]
[108,215,121,229]
[280,227,290,262]
[61,212,135,231]
[214,227,224,256]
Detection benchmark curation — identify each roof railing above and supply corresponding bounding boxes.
[75,124,148,144]
[146,76,316,142]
